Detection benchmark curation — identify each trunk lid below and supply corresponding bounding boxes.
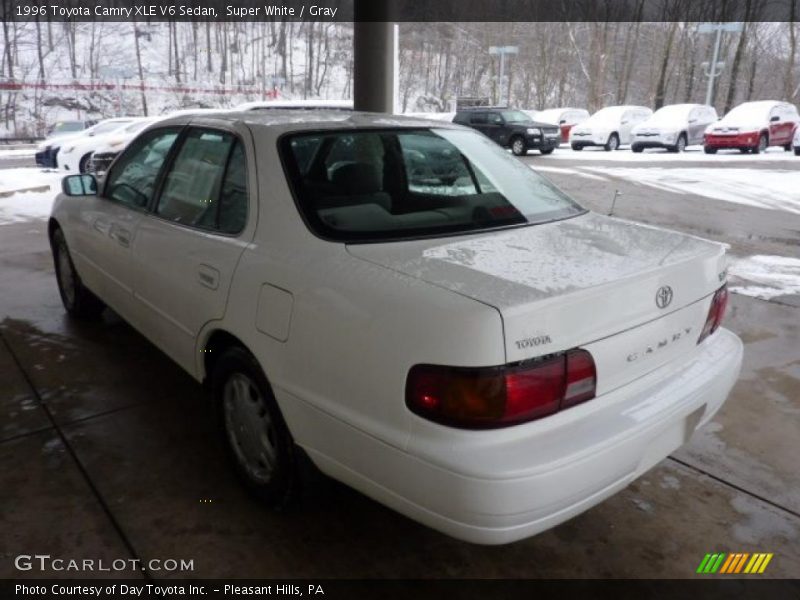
[347,212,727,395]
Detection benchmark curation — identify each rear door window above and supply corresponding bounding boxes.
[155,128,247,233]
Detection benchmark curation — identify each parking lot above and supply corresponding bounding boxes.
[1,146,798,579]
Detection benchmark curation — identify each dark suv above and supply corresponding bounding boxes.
[453,107,560,155]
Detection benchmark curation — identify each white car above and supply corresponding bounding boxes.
[49,112,742,545]
[535,107,590,143]
[56,118,138,172]
[89,118,160,174]
[570,105,653,151]
[631,104,718,153]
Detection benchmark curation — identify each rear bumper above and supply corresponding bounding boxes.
[286,328,743,544]
[704,132,760,148]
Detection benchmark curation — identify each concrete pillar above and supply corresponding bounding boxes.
[353,20,397,114]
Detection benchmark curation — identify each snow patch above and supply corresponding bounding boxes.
[532,164,609,181]
[0,168,63,225]
[583,167,800,214]
[728,255,800,300]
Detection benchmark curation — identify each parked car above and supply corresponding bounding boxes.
[36,118,134,169]
[536,108,591,143]
[570,106,653,151]
[49,111,742,545]
[88,118,160,174]
[630,104,718,153]
[46,119,96,139]
[453,107,561,155]
[794,127,800,156]
[58,118,141,172]
[703,100,799,154]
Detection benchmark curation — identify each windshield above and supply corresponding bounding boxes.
[648,105,693,124]
[91,120,133,135]
[722,103,771,123]
[281,128,585,243]
[500,110,532,123]
[51,121,85,134]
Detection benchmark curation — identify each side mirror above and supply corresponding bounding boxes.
[770,115,780,122]
[62,174,97,196]
[688,118,698,123]
[621,120,629,125]
[559,119,567,124]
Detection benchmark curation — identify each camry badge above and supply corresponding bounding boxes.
[656,286,673,309]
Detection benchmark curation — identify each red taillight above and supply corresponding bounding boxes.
[406,349,596,429]
[698,284,729,345]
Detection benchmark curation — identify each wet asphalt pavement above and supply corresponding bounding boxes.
[1,151,799,579]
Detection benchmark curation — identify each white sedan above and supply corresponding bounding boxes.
[49,112,742,544]
[56,118,138,172]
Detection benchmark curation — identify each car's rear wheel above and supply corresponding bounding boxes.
[703,146,717,154]
[510,136,527,156]
[794,147,800,156]
[631,144,644,153]
[672,133,687,153]
[213,346,298,508]
[540,147,554,155]
[753,134,768,154]
[783,143,792,151]
[51,228,105,319]
[604,133,619,152]
[571,144,583,151]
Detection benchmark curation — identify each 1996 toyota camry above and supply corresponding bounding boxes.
[49,112,743,544]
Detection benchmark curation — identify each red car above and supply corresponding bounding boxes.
[535,108,591,143]
[704,101,799,154]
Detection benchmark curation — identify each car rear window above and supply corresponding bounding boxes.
[280,128,585,243]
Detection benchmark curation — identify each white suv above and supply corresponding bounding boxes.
[50,112,742,544]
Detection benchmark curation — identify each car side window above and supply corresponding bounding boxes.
[155,128,236,230]
[104,128,180,209]
[470,112,488,125]
[489,112,504,125]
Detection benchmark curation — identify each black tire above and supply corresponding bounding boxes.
[704,146,717,154]
[794,147,800,156]
[571,144,583,151]
[753,134,767,154]
[783,143,792,151]
[604,133,620,152]
[213,346,298,508]
[51,228,105,319]
[631,144,644,153]
[539,147,555,155]
[670,133,687,153]
[510,136,527,156]
[740,147,750,154]
[78,153,92,174]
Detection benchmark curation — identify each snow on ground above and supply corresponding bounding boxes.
[0,147,36,158]
[729,255,800,300]
[0,168,63,225]
[532,165,609,182]
[579,167,800,215]
[549,145,795,162]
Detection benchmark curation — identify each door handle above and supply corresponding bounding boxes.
[93,218,110,234]
[109,224,131,248]
[197,264,220,290]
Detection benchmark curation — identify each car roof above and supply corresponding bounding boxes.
[156,110,467,136]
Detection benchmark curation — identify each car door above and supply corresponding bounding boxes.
[131,124,255,375]
[468,112,490,137]
[486,112,508,145]
[768,106,786,145]
[687,107,703,145]
[73,127,181,322]
[619,110,636,144]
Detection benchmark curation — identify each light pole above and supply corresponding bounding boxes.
[488,46,518,106]
[697,22,743,107]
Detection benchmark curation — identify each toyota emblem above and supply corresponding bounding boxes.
[656,286,673,309]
